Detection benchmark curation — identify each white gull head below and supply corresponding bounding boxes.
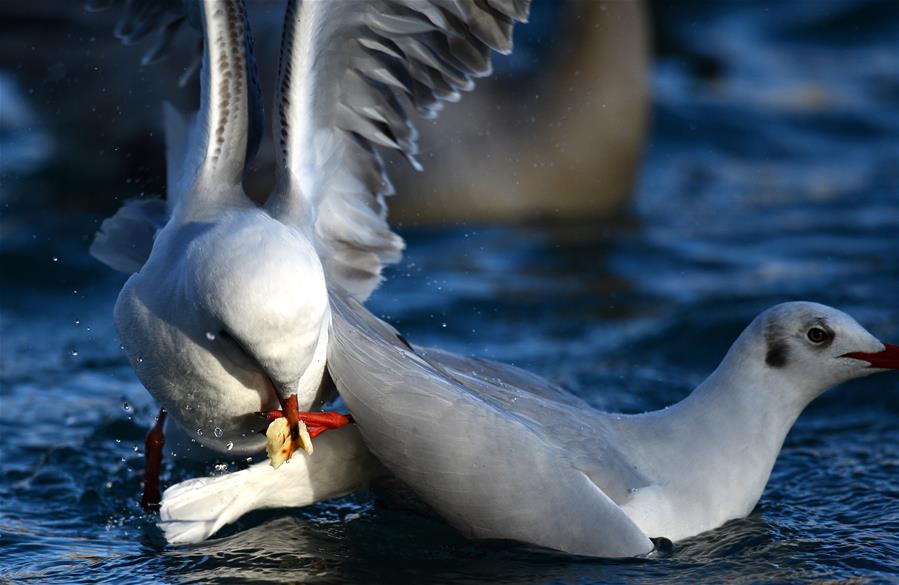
[114,208,331,455]
[619,301,898,542]
[736,301,891,402]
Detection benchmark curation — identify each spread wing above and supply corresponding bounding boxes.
[90,0,263,272]
[162,0,263,210]
[266,0,531,300]
[327,292,654,558]
[87,0,263,204]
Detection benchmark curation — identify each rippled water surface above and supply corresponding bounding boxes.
[2,2,898,583]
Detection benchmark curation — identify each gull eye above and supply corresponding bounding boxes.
[807,327,829,344]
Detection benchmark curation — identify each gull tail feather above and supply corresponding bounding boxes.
[158,426,383,544]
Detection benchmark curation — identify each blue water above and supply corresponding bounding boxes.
[2,1,899,583]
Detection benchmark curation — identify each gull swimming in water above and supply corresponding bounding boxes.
[162,296,898,556]
[90,0,532,510]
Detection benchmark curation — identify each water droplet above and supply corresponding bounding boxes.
[205,331,216,341]
[122,402,132,413]
[441,322,447,328]
[226,441,234,451]
[71,349,78,356]
[52,256,58,262]
[213,427,223,438]
[196,428,204,437]
[214,463,228,472]
[74,319,80,325]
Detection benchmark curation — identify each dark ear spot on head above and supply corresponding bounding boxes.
[766,341,789,368]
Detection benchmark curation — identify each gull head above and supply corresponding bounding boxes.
[114,210,330,453]
[747,302,898,399]
[185,212,330,389]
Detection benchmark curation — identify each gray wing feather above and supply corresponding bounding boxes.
[90,198,168,273]
[269,0,531,301]
[415,346,593,410]
[328,293,654,558]
[411,347,653,505]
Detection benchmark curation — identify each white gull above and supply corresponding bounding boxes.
[160,297,898,555]
[90,0,532,509]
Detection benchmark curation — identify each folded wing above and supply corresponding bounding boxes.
[327,293,654,558]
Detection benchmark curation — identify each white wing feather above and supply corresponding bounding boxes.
[268,0,531,300]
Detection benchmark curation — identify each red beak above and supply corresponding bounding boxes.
[842,342,899,370]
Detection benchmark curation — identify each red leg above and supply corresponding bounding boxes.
[140,408,167,513]
[257,396,354,439]
[280,394,301,441]
[299,411,354,438]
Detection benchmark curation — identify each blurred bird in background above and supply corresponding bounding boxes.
[0,0,649,223]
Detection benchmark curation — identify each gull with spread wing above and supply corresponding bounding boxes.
[91,0,531,511]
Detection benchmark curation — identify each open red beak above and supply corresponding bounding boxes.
[842,342,899,370]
